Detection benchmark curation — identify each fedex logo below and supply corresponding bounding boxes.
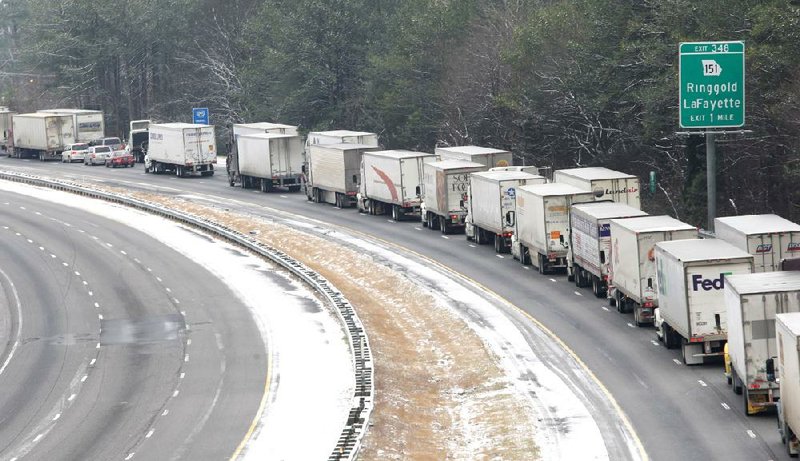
[756,243,773,253]
[788,243,800,252]
[691,272,732,291]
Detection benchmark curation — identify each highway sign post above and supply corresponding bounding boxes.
[679,41,745,129]
[192,108,209,125]
[678,41,745,232]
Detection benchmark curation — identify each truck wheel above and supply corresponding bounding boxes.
[391,205,401,221]
[592,277,602,297]
[520,245,531,265]
[494,235,502,253]
[538,254,546,275]
[662,323,675,349]
[440,216,449,234]
[732,369,743,395]
[430,213,440,231]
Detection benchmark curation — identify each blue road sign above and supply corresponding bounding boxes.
[192,108,209,125]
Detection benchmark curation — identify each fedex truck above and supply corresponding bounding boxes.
[654,239,754,364]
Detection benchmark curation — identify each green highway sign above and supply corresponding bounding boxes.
[679,41,745,129]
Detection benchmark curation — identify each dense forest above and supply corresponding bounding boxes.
[1,0,799,226]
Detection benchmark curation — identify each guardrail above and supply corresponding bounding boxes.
[0,171,373,461]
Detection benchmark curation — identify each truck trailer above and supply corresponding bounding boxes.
[37,109,104,144]
[776,312,800,456]
[144,123,216,177]
[608,216,698,326]
[725,272,800,415]
[1,108,15,152]
[306,130,379,148]
[655,239,754,364]
[357,149,436,220]
[232,133,304,192]
[435,145,513,168]
[553,167,641,209]
[227,122,300,188]
[421,160,487,234]
[511,183,595,274]
[569,202,648,298]
[466,170,546,253]
[306,143,381,207]
[127,119,150,163]
[715,214,800,272]
[10,113,75,160]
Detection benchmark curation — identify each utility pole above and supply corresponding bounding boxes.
[706,131,716,231]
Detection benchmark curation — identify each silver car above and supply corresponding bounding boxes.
[84,145,113,165]
[61,143,89,163]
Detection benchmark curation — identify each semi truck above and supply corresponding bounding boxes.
[553,167,641,209]
[306,143,381,207]
[608,216,698,326]
[465,170,546,253]
[511,183,595,274]
[144,123,216,177]
[127,119,150,163]
[1,107,15,152]
[37,109,104,144]
[306,130,379,148]
[776,312,800,456]
[435,145,513,168]
[10,113,75,160]
[568,202,648,298]
[357,149,436,220]
[232,133,305,192]
[715,214,800,272]
[420,160,487,234]
[725,272,800,415]
[227,122,300,188]
[654,239,754,364]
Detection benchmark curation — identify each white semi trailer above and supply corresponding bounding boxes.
[234,133,305,192]
[37,109,105,144]
[421,160,487,234]
[553,167,641,208]
[10,113,75,160]
[357,150,435,220]
[655,239,754,364]
[144,123,217,177]
[127,119,150,163]
[435,145,513,168]
[568,202,648,298]
[1,108,15,152]
[227,122,300,188]
[306,143,381,207]
[307,130,379,148]
[715,214,800,272]
[608,216,698,326]
[725,272,800,415]
[511,183,595,274]
[466,170,546,253]
[776,312,800,456]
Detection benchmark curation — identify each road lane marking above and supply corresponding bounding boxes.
[698,380,707,387]
[523,266,531,270]
[33,434,43,443]
[162,409,169,416]
[165,287,172,293]
[173,298,180,304]
[62,262,68,267]
[186,339,192,346]
[156,277,162,282]
[574,291,583,296]
[26,239,32,243]
[747,430,756,438]
[74,271,80,276]
[180,372,186,379]
[627,323,635,328]
[280,195,288,198]
[39,246,44,251]
[441,236,449,239]
[387,219,395,223]
[601,306,610,312]
[98,314,103,320]
[414,227,422,231]
[673,359,682,365]
[50,254,56,258]
[90,359,96,366]
[651,340,659,346]
[550,278,557,282]
[120,250,127,255]
[82,281,88,286]
[88,291,93,296]
[184,355,189,362]
[496,255,504,259]
[81,375,88,383]
[124,453,135,460]
[469,244,476,248]
[53,413,61,421]
[146,429,154,438]
[173,390,180,397]
[721,402,730,410]
[68,393,76,401]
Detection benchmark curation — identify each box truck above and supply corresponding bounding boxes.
[144,123,216,177]
[227,122,300,187]
[306,143,381,207]
[569,202,648,298]
[10,113,75,160]
[776,312,800,456]
[608,216,698,326]
[420,160,487,234]
[357,150,436,220]
[1,108,15,152]
[306,130,379,148]
[725,272,800,415]
[37,109,104,144]
[230,133,305,192]
[715,214,800,272]
[435,145,513,168]
[511,183,595,274]
[654,239,754,364]
[466,170,546,253]
[126,119,150,163]
[553,167,640,209]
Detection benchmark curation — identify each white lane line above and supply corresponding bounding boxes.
[88,291,93,296]
[35,211,42,216]
[39,246,44,251]
[523,266,531,270]
[721,402,730,410]
[26,239,33,243]
[441,235,449,239]
[165,287,172,293]
[180,372,186,379]
[82,281,88,286]
[146,429,154,438]
[91,236,98,240]
[173,390,180,397]
[90,358,96,366]
[33,434,43,443]
[50,254,56,258]
[63,222,71,227]
[2,226,7,229]
[387,219,395,223]
[574,291,583,296]
[601,306,610,312]
[81,375,88,383]
[62,262,69,267]
[146,267,152,272]
[496,255,505,259]
[77,229,85,233]
[68,393,77,401]
[651,340,659,346]
[98,314,103,320]
[184,355,189,362]
[280,195,288,198]
[173,298,180,304]
[162,409,169,416]
[550,278,557,283]
[96,343,100,349]
[746,430,757,438]
[74,271,80,276]
[105,243,113,247]
[187,339,192,346]
[627,323,636,328]
[673,359,682,365]
[120,250,127,255]
[414,227,422,231]
[134,258,141,263]
[469,244,476,248]
[52,413,61,421]
[15,232,20,236]
[124,453,135,460]
[156,277,162,282]
[180,311,186,317]
[19,206,25,210]
[698,380,707,387]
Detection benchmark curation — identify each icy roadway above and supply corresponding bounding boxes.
[0,157,792,461]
